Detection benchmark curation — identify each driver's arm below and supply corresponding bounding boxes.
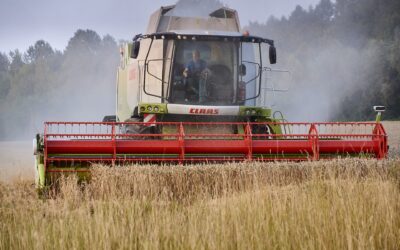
[183,68,189,78]
[183,61,193,77]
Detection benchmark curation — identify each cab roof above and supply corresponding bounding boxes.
[146,5,241,34]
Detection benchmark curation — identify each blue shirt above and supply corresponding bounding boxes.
[186,59,207,74]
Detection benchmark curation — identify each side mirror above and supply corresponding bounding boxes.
[102,115,117,122]
[239,64,247,76]
[130,41,140,59]
[269,45,277,64]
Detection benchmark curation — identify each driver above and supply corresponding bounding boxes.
[183,49,209,103]
[183,49,207,78]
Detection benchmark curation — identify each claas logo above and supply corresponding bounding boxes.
[189,108,219,115]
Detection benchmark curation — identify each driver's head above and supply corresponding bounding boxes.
[192,50,200,62]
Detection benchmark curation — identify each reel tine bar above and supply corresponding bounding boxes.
[42,121,388,171]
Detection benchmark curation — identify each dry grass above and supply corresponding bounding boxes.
[1,159,400,250]
[0,122,399,249]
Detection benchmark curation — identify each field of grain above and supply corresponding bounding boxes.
[382,121,400,156]
[0,122,399,249]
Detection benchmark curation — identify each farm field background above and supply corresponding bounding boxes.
[0,121,399,249]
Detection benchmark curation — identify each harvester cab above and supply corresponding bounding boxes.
[34,5,388,190]
[113,6,279,128]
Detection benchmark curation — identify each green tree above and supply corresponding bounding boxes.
[0,52,9,73]
[65,29,102,56]
[25,40,54,63]
[9,50,24,76]
[0,53,11,99]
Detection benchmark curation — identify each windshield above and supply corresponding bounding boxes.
[169,40,238,105]
[142,37,264,106]
[167,40,263,106]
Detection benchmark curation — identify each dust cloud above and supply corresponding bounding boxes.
[0,141,34,182]
[0,33,118,141]
[270,41,381,122]
[0,32,118,180]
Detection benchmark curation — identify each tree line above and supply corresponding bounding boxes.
[0,30,119,140]
[0,0,399,139]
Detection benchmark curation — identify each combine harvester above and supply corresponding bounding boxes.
[33,6,388,188]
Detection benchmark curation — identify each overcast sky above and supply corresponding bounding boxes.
[0,0,319,53]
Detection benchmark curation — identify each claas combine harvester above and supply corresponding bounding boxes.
[33,5,388,189]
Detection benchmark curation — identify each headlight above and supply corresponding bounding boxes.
[251,110,257,115]
[154,106,159,112]
[140,106,146,112]
[245,110,251,115]
[147,106,153,111]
